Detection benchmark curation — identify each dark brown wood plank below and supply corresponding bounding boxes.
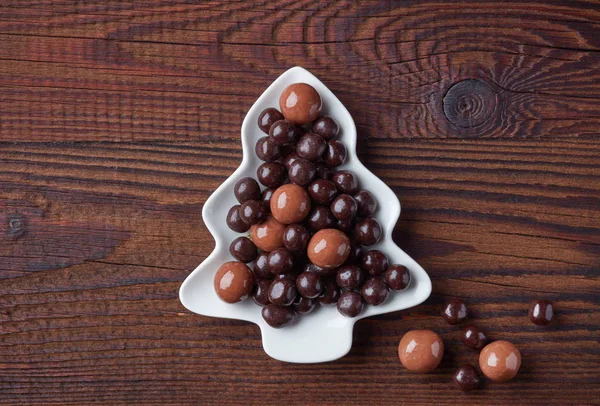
[1,1,599,405]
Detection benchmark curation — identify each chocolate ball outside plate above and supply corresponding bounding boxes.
[479,340,521,382]
[442,298,468,325]
[214,261,254,303]
[398,330,445,373]
[529,299,554,325]
[454,364,480,392]
[461,324,488,351]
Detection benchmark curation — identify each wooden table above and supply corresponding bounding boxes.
[1,1,599,405]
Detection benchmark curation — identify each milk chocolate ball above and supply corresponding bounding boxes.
[213,261,254,303]
[479,340,521,382]
[250,216,286,252]
[307,228,351,269]
[398,330,444,373]
[279,83,322,125]
[270,184,311,224]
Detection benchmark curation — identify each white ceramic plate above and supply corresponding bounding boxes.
[179,67,432,363]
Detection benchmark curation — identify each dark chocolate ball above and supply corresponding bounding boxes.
[315,162,332,180]
[293,296,316,314]
[255,136,281,162]
[288,158,316,186]
[361,278,389,306]
[308,179,338,205]
[331,170,358,194]
[311,116,339,140]
[268,277,297,306]
[253,252,272,279]
[258,107,284,134]
[319,279,340,306]
[297,133,326,162]
[267,247,294,275]
[442,298,468,325]
[261,188,275,208]
[337,290,364,318]
[323,140,347,168]
[361,250,388,276]
[336,265,364,290]
[257,162,286,188]
[461,324,488,351]
[253,279,272,306]
[296,272,323,299]
[229,236,257,263]
[239,200,267,225]
[304,263,336,278]
[234,177,261,204]
[354,217,382,246]
[306,205,336,230]
[269,119,296,145]
[453,364,480,392]
[282,224,310,253]
[354,190,377,217]
[330,194,357,221]
[529,299,554,325]
[282,152,301,170]
[385,265,410,290]
[262,304,295,328]
[336,217,355,234]
[226,205,250,233]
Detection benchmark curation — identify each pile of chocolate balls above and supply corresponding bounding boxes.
[213,82,410,328]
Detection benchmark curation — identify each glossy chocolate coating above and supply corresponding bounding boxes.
[297,133,326,162]
[330,194,357,221]
[308,179,338,205]
[311,116,339,140]
[318,279,340,306]
[268,276,297,306]
[282,224,310,253]
[442,298,468,325]
[258,107,284,134]
[255,136,281,162]
[529,299,554,325]
[354,190,377,217]
[253,279,272,306]
[461,324,488,351]
[250,216,286,252]
[257,162,286,188]
[293,296,316,314]
[261,188,275,207]
[279,83,322,125]
[336,265,364,290]
[479,341,521,382]
[288,158,316,186]
[269,119,297,145]
[336,217,355,234]
[361,250,388,276]
[354,217,382,246]
[239,200,267,225]
[296,271,323,299]
[234,177,261,203]
[454,364,480,392]
[267,247,294,275]
[361,277,389,305]
[323,140,347,168]
[337,290,364,318]
[307,228,351,269]
[304,263,336,278]
[253,252,272,279]
[315,162,332,180]
[306,205,337,231]
[229,236,257,263]
[226,205,250,233]
[214,261,254,303]
[270,184,311,224]
[398,330,444,373]
[262,304,295,328]
[282,151,301,170]
[385,265,410,290]
[331,170,358,194]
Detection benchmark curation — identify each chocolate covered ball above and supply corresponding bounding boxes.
[234,177,261,203]
[261,188,275,207]
[255,136,281,162]
[354,190,377,217]
[262,304,295,328]
[268,275,297,306]
[270,184,311,224]
[306,205,337,231]
[308,179,338,205]
[337,290,364,318]
[479,341,521,382]
[269,119,297,145]
[250,216,286,252]
[282,152,301,170]
[307,228,351,269]
[293,296,316,314]
[253,279,272,306]
[318,279,340,306]
[336,265,364,290]
[257,107,284,134]
[361,250,388,276]
[279,83,322,125]
[354,217,382,246]
[398,330,444,373]
[442,298,468,325]
[331,170,358,194]
[226,205,250,233]
[253,252,272,279]
[296,272,323,299]
[461,324,488,351]
[282,224,310,253]
[214,261,254,303]
[267,247,294,275]
[288,158,316,186]
[361,278,389,305]
[297,132,326,162]
[323,140,347,168]
[229,236,257,263]
[529,299,554,325]
[330,194,357,221]
[385,265,410,290]
[454,364,480,392]
[239,200,267,225]
[312,116,339,140]
[257,162,286,188]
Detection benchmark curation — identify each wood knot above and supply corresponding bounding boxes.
[443,79,497,128]
[7,214,26,239]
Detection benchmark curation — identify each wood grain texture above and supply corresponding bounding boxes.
[0,1,599,405]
